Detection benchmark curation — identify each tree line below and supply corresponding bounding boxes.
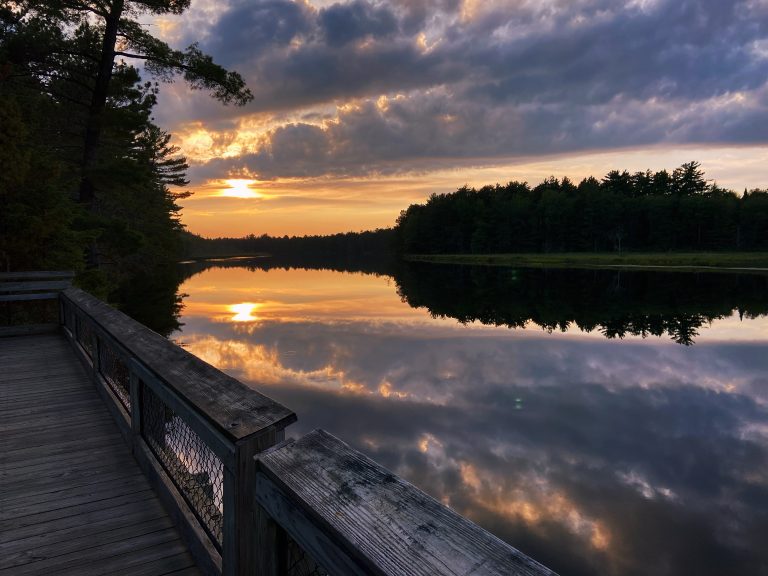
[181,229,397,273]
[394,162,768,255]
[0,0,249,298]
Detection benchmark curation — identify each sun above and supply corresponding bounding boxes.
[229,303,260,322]
[219,179,261,198]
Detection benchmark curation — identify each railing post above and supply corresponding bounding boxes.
[224,429,285,576]
[252,502,285,576]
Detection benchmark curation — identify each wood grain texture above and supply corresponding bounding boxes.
[0,271,75,281]
[62,288,296,442]
[0,333,202,576]
[256,429,558,576]
[0,280,72,293]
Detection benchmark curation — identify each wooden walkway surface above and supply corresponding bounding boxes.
[0,334,201,576]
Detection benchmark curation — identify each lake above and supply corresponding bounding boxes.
[156,260,768,576]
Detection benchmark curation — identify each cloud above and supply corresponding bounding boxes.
[186,83,768,181]
[319,0,399,46]
[152,0,768,192]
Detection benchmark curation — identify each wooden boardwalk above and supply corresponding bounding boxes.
[0,333,201,576]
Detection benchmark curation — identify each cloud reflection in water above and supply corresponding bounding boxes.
[173,267,768,576]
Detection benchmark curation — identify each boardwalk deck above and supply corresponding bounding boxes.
[0,333,202,576]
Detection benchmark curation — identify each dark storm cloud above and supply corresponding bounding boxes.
[320,0,399,46]
[188,85,766,181]
[204,0,314,64]
[171,0,768,179]
[195,0,768,108]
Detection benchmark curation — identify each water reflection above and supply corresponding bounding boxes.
[229,303,260,322]
[395,263,768,345]
[159,262,768,576]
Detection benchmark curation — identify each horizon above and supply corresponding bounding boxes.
[146,0,768,237]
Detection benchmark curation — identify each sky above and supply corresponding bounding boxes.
[149,0,768,237]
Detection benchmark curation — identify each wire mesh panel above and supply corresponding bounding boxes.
[142,383,224,549]
[98,340,131,410]
[286,535,330,576]
[75,314,95,359]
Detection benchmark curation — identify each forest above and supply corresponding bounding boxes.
[394,163,768,255]
[0,0,249,299]
[181,228,396,270]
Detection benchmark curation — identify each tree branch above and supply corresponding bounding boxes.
[114,50,150,60]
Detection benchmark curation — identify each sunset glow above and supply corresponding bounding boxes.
[219,179,261,199]
[229,302,260,322]
[148,0,768,237]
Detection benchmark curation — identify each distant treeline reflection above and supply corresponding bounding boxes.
[393,263,768,345]
[170,257,768,345]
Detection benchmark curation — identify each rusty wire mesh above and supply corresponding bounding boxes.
[286,535,330,576]
[98,339,131,410]
[75,314,95,359]
[142,384,224,549]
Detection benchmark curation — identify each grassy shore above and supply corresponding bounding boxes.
[405,252,768,272]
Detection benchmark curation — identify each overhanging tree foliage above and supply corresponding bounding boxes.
[10,0,252,206]
[0,0,252,298]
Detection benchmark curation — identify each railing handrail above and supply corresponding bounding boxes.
[255,429,557,576]
[0,270,75,280]
[0,270,74,304]
[62,287,296,442]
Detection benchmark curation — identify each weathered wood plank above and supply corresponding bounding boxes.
[0,516,176,570]
[0,293,59,302]
[257,429,557,576]
[0,333,202,576]
[0,323,59,336]
[0,443,133,477]
[52,540,194,576]
[0,386,101,404]
[0,419,121,448]
[160,567,204,576]
[117,555,202,576]
[0,408,112,432]
[1,432,125,464]
[0,497,167,545]
[0,489,158,532]
[0,402,105,421]
[0,396,107,417]
[1,465,143,504]
[0,280,72,293]
[0,529,183,575]
[0,506,171,561]
[0,271,74,281]
[64,288,297,442]
[1,473,151,520]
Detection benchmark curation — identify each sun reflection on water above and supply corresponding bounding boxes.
[229,302,260,322]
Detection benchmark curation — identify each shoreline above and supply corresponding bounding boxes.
[405,253,768,273]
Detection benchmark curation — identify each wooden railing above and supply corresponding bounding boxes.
[10,278,555,576]
[60,287,297,576]
[0,270,74,336]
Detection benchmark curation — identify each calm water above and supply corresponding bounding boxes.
[164,262,768,576]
